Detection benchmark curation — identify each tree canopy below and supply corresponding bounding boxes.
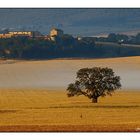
[67,67,121,103]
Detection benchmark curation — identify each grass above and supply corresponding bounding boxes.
[0,89,139,132]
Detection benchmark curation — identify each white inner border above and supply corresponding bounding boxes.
[0,0,140,7]
[0,133,140,140]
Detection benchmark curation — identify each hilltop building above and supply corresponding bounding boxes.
[50,28,63,37]
[0,33,12,38]
[0,30,43,38]
[0,28,65,41]
[0,30,11,38]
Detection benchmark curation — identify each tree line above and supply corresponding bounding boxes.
[0,35,95,59]
[94,32,140,45]
[0,33,140,59]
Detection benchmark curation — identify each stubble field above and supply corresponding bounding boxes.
[0,89,139,132]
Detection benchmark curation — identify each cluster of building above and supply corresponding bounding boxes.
[0,28,64,41]
[0,30,42,38]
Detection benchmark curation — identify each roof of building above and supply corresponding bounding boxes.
[0,29,9,34]
[51,28,63,32]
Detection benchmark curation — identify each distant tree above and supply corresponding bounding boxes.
[116,34,129,43]
[67,67,121,103]
[134,33,140,44]
[107,33,117,42]
[80,37,95,47]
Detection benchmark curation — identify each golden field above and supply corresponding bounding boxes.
[0,56,140,131]
[0,89,139,132]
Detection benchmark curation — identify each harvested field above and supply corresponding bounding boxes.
[0,89,139,132]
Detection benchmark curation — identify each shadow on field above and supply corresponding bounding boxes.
[0,110,18,113]
[48,105,140,109]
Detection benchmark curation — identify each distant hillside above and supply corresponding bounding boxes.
[1,36,140,59]
[0,9,140,36]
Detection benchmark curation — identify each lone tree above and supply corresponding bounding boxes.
[67,67,121,103]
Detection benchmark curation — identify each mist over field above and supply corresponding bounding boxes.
[0,57,140,90]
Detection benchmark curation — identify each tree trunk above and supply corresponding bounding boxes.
[92,97,98,103]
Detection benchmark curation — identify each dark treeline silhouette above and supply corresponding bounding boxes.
[0,35,95,59]
[95,32,140,45]
[0,33,140,59]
